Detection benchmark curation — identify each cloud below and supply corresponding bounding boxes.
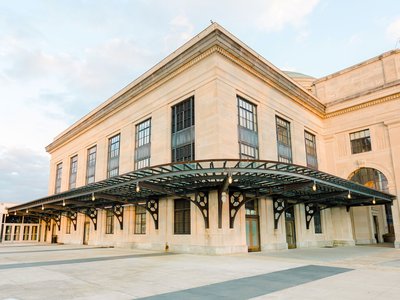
[0,146,49,203]
[164,15,195,51]
[254,0,319,32]
[386,17,400,42]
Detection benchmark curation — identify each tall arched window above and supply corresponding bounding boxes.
[348,168,388,192]
[348,167,392,233]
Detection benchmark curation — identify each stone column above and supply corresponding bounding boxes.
[385,119,400,248]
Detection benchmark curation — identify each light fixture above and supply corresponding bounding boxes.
[221,192,227,203]
[372,198,376,205]
[347,191,352,199]
[312,181,317,192]
[14,211,17,216]
[136,182,140,193]
[41,204,44,211]
[227,170,233,184]
[26,209,29,213]
[62,199,66,207]
[91,193,95,201]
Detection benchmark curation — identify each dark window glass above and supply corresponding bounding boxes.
[69,155,78,189]
[238,96,259,159]
[304,131,318,169]
[245,200,259,216]
[135,119,151,169]
[314,208,322,234]
[105,210,114,234]
[174,199,191,234]
[4,226,11,241]
[276,116,292,163]
[107,134,120,178]
[350,129,371,154]
[23,226,30,241]
[171,97,195,162]
[86,146,97,184]
[66,218,71,234]
[55,163,63,193]
[31,226,38,240]
[13,226,20,241]
[134,206,146,234]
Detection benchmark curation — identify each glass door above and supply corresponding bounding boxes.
[285,206,297,249]
[83,221,90,245]
[245,200,260,252]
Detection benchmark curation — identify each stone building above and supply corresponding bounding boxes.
[4,24,399,253]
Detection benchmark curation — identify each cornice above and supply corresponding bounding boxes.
[46,28,324,153]
[45,25,399,152]
[324,92,400,118]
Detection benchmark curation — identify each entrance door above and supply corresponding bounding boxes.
[245,200,260,252]
[373,216,380,243]
[51,223,57,243]
[285,206,297,249]
[83,221,90,245]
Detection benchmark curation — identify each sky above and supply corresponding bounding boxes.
[1,0,400,204]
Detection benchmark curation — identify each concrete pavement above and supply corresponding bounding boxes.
[0,243,399,299]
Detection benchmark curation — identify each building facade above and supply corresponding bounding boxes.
[4,24,399,253]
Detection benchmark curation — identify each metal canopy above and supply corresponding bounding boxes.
[8,160,395,220]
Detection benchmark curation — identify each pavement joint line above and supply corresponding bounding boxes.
[0,246,110,255]
[0,252,177,270]
[138,265,353,300]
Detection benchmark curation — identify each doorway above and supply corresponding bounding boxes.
[51,223,57,243]
[373,215,380,243]
[245,200,260,252]
[285,206,297,249]
[83,220,90,245]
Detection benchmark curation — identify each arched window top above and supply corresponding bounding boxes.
[348,167,388,192]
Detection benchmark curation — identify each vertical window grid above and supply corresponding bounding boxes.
[55,163,63,194]
[31,226,38,240]
[4,226,12,241]
[238,96,259,159]
[350,129,371,154]
[23,226,30,241]
[276,116,292,163]
[135,119,151,169]
[174,199,191,234]
[107,134,120,178]
[304,131,318,169]
[69,155,78,189]
[105,210,114,234]
[134,206,147,234]
[86,146,97,184]
[13,226,20,241]
[171,97,195,162]
[66,218,71,234]
[314,208,322,234]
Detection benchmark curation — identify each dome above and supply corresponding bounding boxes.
[283,71,315,79]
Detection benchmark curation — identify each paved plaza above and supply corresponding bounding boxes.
[0,243,399,299]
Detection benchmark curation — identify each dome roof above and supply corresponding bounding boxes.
[283,71,315,79]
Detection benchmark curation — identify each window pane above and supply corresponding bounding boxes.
[69,155,78,189]
[172,97,195,162]
[86,146,97,184]
[174,199,191,234]
[55,163,63,193]
[305,131,318,169]
[134,205,147,234]
[135,119,151,169]
[105,210,114,234]
[276,117,292,163]
[350,129,371,154]
[314,209,322,234]
[237,96,259,159]
[107,134,120,178]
